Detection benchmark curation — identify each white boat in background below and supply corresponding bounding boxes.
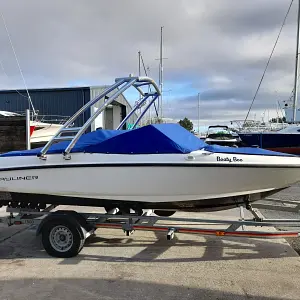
[0,110,64,148]
[0,76,300,215]
[230,119,288,133]
[204,125,242,147]
[0,110,21,117]
[30,120,63,148]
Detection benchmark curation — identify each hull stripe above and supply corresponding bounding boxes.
[0,162,300,172]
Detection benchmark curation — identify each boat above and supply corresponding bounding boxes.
[236,0,300,155]
[0,110,64,146]
[0,110,65,148]
[0,76,299,215]
[238,125,300,154]
[204,125,242,147]
[30,120,64,148]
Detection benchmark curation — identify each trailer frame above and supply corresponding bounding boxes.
[1,199,300,258]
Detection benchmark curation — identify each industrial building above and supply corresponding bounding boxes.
[0,85,138,131]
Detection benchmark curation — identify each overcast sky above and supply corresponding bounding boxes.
[0,0,298,128]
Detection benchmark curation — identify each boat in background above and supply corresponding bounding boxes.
[236,0,300,155]
[230,119,288,133]
[0,110,65,148]
[30,120,64,148]
[238,124,300,155]
[204,125,242,147]
[0,75,300,216]
[29,113,69,148]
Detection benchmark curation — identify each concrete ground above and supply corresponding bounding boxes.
[261,183,300,255]
[1,201,300,300]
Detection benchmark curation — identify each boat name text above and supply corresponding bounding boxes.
[217,156,243,163]
[0,176,39,181]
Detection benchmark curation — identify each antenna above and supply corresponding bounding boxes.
[0,12,36,116]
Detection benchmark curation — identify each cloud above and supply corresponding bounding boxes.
[0,0,298,125]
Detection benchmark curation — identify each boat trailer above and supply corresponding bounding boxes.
[0,199,300,258]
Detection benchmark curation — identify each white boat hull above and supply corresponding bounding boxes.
[0,150,300,211]
[30,122,63,146]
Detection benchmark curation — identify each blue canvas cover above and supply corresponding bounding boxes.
[89,123,207,154]
[0,124,206,157]
[0,128,127,157]
[203,144,295,157]
[0,123,295,157]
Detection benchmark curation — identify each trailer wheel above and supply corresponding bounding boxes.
[154,210,175,217]
[41,219,85,258]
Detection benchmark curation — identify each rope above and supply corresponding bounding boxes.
[140,53,159,118]
[0,11,37,116]
[243,0,294,127]
[0,60,29,99]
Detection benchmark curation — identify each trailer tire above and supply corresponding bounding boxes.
[154,210,175,217]
[41,219,85,258]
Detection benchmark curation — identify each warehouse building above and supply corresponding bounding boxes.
[0,85,138,131]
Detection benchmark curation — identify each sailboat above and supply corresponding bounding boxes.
[238,0,300,154]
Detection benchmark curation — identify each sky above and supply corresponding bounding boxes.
[0,0,299,130]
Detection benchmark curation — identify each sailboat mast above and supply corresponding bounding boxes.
[138,51,142,125]
[159,26,163,120]
[293,0,300,123]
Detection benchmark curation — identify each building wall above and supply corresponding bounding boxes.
[0,85,138,132]
[113,105,122,129]
[89,86,107,131]
[0,87,90,128]
[90,106,104,130]
[104,107,113,129]
[0,116,26,153]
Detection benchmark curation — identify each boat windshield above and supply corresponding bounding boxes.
[206,126,232,136]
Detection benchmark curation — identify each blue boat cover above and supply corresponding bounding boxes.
[0,124,206,156]
[204,144,295,157]
[0,123,295,157]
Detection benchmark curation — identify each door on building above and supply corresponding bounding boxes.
[105,107,114,129]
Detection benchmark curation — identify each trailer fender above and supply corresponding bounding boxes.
[36,210,91,239]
